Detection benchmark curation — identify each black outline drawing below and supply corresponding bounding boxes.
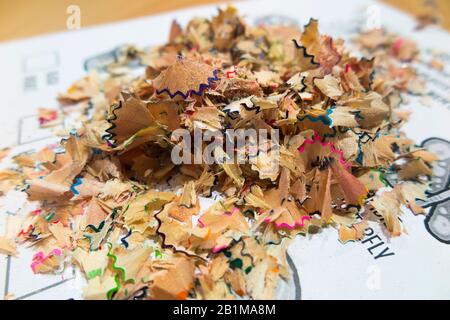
[1,114,76,300]
[286,253,302,300]
[419,137,450,244]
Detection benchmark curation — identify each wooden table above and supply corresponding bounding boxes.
[0,0,448,42]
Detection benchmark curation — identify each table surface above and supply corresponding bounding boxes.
[0,0,449,42]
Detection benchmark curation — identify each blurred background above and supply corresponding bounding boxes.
[0,0,449,42]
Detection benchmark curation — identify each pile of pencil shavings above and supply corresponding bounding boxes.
[0,6,436,300]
